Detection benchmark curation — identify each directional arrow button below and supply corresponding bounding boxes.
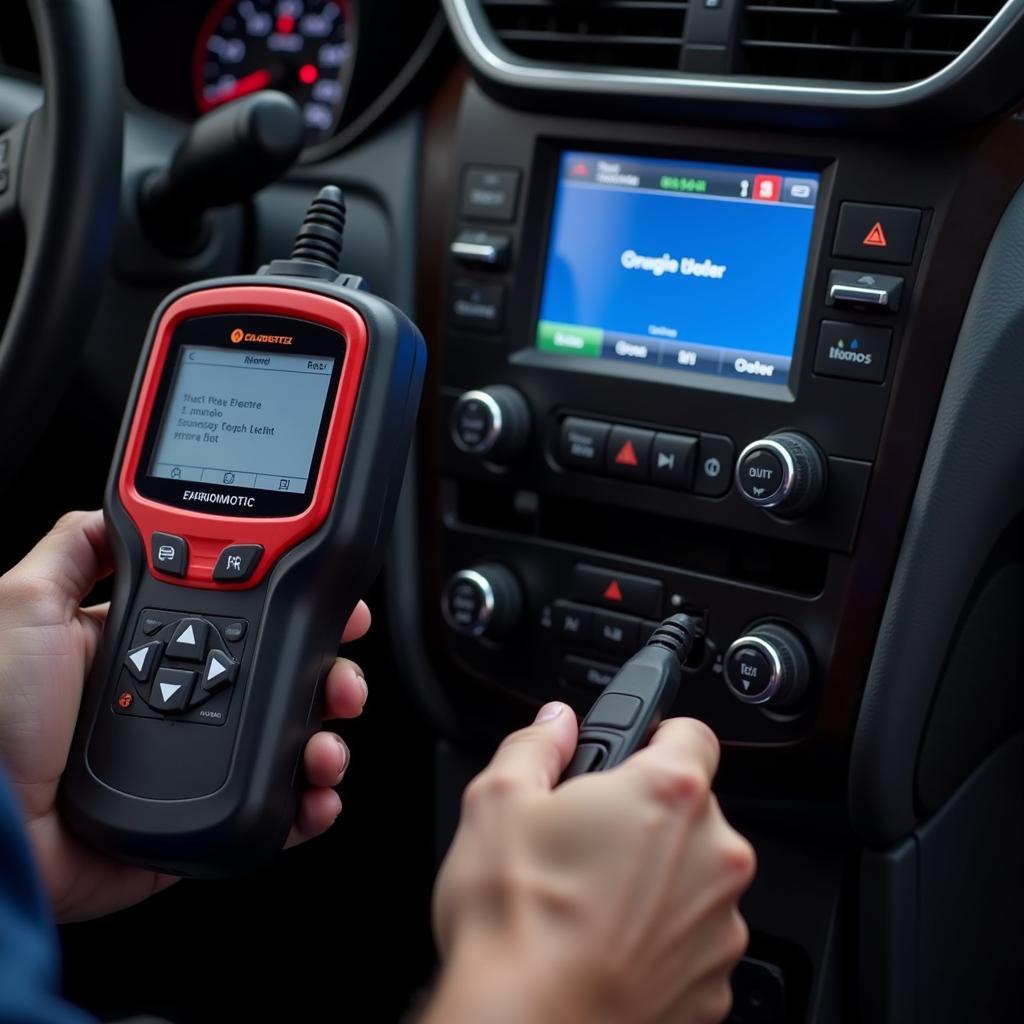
[147,668,195,713]
[167,618,209,661]
[124,641,162,682]
[201,649,238,696]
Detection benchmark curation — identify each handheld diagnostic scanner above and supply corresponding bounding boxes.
[59,188,425,877]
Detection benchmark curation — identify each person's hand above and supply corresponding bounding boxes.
[426,702,755,1024]
[0,510,370,923]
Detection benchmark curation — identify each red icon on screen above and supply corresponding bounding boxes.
[603,580,624,602]
[571,161,589,177]
[752,175,782,202]
[863,221,888,247]
[614,440,640,466]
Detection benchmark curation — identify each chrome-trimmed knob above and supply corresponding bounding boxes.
[723,624,811,707]
[735,432,826,517]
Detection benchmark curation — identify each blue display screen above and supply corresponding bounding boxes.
[535,151,820,390]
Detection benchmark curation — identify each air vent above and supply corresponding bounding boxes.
[480,0,689,71]
[740,0,1003,83]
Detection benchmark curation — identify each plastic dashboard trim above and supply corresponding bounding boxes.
[849,179,1024,845]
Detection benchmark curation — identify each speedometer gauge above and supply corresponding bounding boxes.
[194,0,355,146]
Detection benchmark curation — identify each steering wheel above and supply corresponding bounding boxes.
[0,0,123,488]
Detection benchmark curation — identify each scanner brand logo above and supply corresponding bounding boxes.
[182,490,256,508]
[229,327,294,346]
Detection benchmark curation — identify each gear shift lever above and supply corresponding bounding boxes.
[140,90,305,252]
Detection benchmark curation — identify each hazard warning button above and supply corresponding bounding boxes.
[833,202,921,265]
[571,564,663,617]
[606,425,653,481]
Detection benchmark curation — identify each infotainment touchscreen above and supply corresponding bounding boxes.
[535,151,820,392]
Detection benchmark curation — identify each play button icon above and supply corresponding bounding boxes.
[148,668,195,712]
[167,618,209,661]
[651,432,697,489]
[201,649,237,695]
[124,641,162,682]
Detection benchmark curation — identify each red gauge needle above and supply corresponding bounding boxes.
[212,68,272,105]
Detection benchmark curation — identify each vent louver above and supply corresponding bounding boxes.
[480,0,689,71]
[740,0,1003,83]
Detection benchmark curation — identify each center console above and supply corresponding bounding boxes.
[426,85,1010,753]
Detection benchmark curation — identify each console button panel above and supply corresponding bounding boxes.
[113,609,248,726]
[557,416,736,499]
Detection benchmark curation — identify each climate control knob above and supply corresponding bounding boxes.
[442,564,523,640]
[723,624,811,707]
[451,386,530,463]
[735,431,826,517]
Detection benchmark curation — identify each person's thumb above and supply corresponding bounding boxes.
[481,702,579,794]
[3,510,111,611]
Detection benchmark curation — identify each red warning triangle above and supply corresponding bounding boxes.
[603,580,624,602]
[863,221,888,247]
[614,440,639,467]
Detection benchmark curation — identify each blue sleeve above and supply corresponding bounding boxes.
[0,768,95,1024]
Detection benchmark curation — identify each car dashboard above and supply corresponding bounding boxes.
[2,0,1024,1021]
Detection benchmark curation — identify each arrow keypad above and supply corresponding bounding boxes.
[113,610,248,727]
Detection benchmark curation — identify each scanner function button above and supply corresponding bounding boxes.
[213,544,263,583]
[124,641,162,682]
[141,613,173,636]
[167,618,209,661]
[222,620,247,643]
[147,668,196,713]
[151,533,187,577]
[201,650,238,695]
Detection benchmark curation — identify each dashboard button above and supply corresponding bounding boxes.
[606,425,653,481]
[213,544,263,583]
[572,565,663,617]
[651,432,697,489]
[723,625,811,707]
[826,269,904,311]
[559,417,610,472]
[737,448,785,504]
[460,167,520,222]
[552,601,592,642]
[451,386,530,462]
[833,202,921,264]
[450,229,512,268]
[694,434,735,497]
[814,320,892,384]
[443,565,523,640]
[594,610,641,655]
[561,656,618,690]
[151,533,187,577]
[725,645,774,701]
[451,279,504,332]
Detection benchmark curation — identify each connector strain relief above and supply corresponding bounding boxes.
[290,185,347,271]
[646,613,704,664]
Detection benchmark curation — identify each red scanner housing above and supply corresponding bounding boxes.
[118,286,367,589]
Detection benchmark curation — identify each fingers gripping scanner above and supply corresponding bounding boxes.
[60,188,426,877]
